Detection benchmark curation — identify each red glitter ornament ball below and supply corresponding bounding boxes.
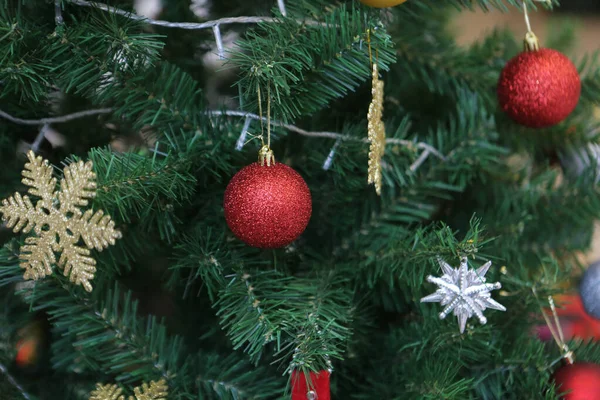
[291,370,330,400]
[224,162,312,249]
[497,48,581,128]
[552,362,600,399]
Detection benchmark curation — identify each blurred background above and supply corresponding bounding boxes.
[133,0,600,58]
[452,2,600,57]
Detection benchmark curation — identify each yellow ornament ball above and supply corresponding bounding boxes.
[359,0,407,7]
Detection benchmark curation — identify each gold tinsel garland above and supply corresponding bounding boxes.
[0,151,121,292]
[89,379,168,400]
[367,63,386,195]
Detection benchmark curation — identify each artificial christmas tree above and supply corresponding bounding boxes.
[1,0,600,399]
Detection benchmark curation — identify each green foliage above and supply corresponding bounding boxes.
[353,218,494,291]
[0,254,285,399]
[84,147,196,242]
[94,62,204,135]
[171,227,257,301]
[2,0,600,398]
[0,9,52,105]
[26,280,182,384]
[216,269,352,370]
[579,52,600,104]
[389,7,510,107]
[231,1,396,122]
[192,352,286,400]
[50,10,164,97]
[546,17,577,53]
[173,225,352,372]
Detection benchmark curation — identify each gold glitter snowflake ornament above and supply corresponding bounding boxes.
[89,379,168,400]
[0,151,121,292]
[367,63,386,195]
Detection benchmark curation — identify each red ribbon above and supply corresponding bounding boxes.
[291,370,330,400]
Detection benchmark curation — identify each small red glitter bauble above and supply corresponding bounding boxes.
[224,162,312,249]
[552,362,600,399]
[497,48,581,128]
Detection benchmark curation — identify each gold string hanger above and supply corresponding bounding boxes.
[257,83,275,166]
[532,287,574,365]
[522,0,552,51]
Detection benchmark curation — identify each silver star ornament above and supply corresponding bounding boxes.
[420,257,506,333]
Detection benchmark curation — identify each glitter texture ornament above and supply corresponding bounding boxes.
[360,0,407,7]
[552,362,600,400]
[89,379,168,400]
[0,151,121,292]
[421,257,506,333]
[579,261,600,320]
[291,370,330,400]
[224,158,312,249]
[497,48,581,128]
[367,63,386,195]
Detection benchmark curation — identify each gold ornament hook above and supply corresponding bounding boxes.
[524,31,540,52]
[258,145,275,166]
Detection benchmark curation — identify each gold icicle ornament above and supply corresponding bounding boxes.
[89,379,168,400]
[0,151,122,292]
[367,63,386,195]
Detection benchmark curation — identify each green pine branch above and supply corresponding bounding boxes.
[215,267,353,369]
[232,1,396,122]
[83,148,196,242]
[216,270,293,363]
[170,226,265,302]
[388,5,516,107]
[348,217,494,294]
[49,9,163,97]
[0,244,284,399]
[277,271,352,376]
[0,245,24,288]
[383,91,507,197]
[579,51,600,105]
[91,62,250,181]
[342,255,568,399]
[307,90,506,252]
[0,11,52,105]
[473,167,600,258]
[172,224,352,373]
[25,280,183,384]
[94,62,204,135]
[193,352,286,400]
